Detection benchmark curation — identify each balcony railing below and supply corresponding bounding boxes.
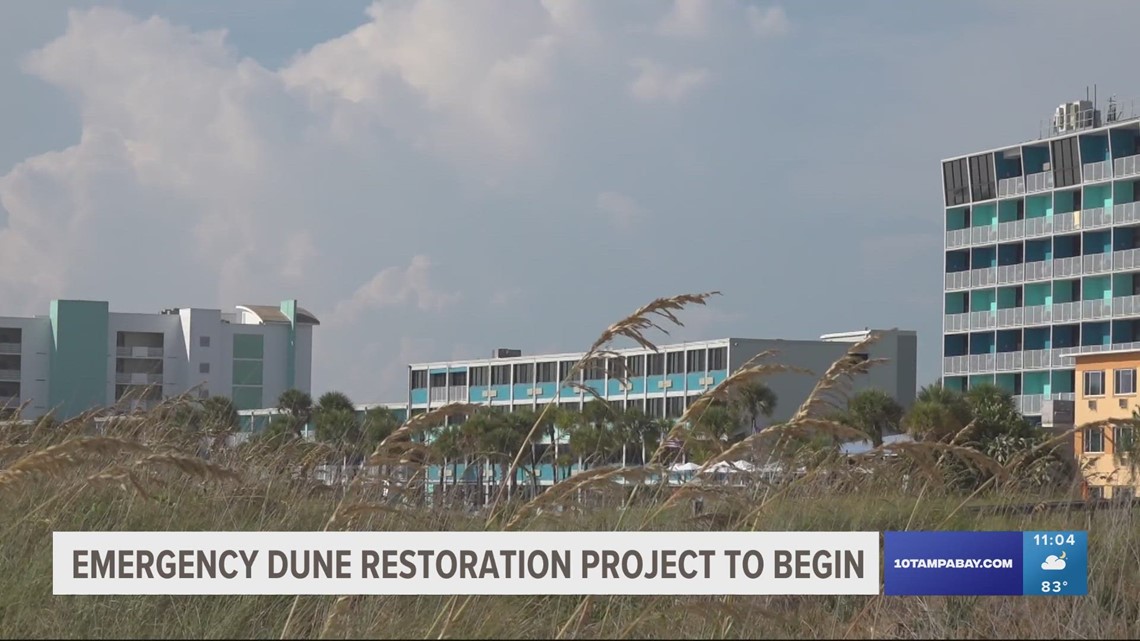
[968,353,995,373]
[116,346,163,358]
[1053,256,1082,278]
[1115,154,1140,178]
[1114,294,1140,317]
[943,355,969,375]
[969,310,995,330]
[946,228,971,249]
[1023,216,1052,238]
[945,271,970,290]
[996,219,1025,242]
[971,226,996,245]
[944,313,970,332]
[995,351,1023,372]
[997,176,1025,197]
[1022,348,1050,369]
[0,342,19,355]
[428,388,449,404]
[1053,211,1080,233]
[1024,260,1052,281]
[449,386,469,402]
[1081,298,1111,320]
[970,267,997,287]
[1025,171,1053,193]
[1115,201,1140,225]
[114,372,163,385]
[1114,248,1140,271]
[996,307,1023,328]
[1082,206,1111,229]
[1083,161,1111,183]
[0,369,19,381]
[1082,252,1112,274]
[996,263,1024,284]
[1016,394,1044,415]
[1053,301,1081,323]
[1023,304,1052,325]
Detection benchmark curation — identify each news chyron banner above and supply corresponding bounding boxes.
[53,531,881,596]
[883,531,1088,596]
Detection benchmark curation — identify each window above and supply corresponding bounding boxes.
[582,357,605,381]
[559,361,577,383]
[646,397,664,418]
[685,394,702,408]
[469,366,489,386]
[665,351,684,374]
[512,363,533,385]
[626,355,645,377]
[1115,368,1136,395]
[1116,425,1136,455]
[606,357,625,379]
[199,362,210,374]
[429,372,447,388]
[646,353,664,376]
[665,396,685,418]
[708,347,727,371]
[491,365,511,385]
[410,370,428,389]
[199,336,210,348]
[686,349,706,373]
[449,371,467,386]
[1084,370,1105,397]
[536,361,557,383]
[1084,426,1105,453]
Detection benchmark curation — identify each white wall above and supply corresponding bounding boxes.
[182,308,223,398]
[1,316,51,417]
[105,313,184,404]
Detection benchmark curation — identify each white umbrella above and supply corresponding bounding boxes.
[671,462,701,472]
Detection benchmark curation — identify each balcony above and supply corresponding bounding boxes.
[996,264,1024,284]
[970,267,997,287]
[1025,171,1053,193]
[946,228,971,249]
[0,369,19,381]
[994,351,1023,372]
[943,355,969,375]
[944,313,970,332]
[116,346,163,359]
[1113,248,1140,271]
[1016,394,1043,415]
[1023,260,1052,282]
[1115,202,1140,225]
[968,354,995,373]
[1023,304,1052,325]
[115,372,163,385]
[1081,298,1111,320]
[971,226,996,245]
[997,176,1025,197]
[1053,256,1082,278]
[1082,252,1112,275]
[996,308,1023,328]
[1082,207,1112,229]
[428,388,449,404]
[1113,294,1140,317]
[1023,216,1052,238]
[1082,161,1111,183]
[1022,348,1050,369]
[0,343,19,355]
[449,386,469,402]
[1115,154,1140,178]
[944,271,970,290]
[1053,211,1080,233]
[969,310,995,330]
[996,219,1025,242]
[1053,301,1081,322]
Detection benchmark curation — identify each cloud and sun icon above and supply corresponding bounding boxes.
[1041,551,1067,571]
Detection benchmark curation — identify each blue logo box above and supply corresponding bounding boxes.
[883,531,1088,596]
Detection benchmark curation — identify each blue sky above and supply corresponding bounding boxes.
[3,0,1140,402]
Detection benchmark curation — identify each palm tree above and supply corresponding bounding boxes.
[689,401,742,462]
[276,389,313,438]
[566,400,623,469]
[316,391,355,414]
[840,389,904,448]
[731,382,778,434]
[904,383,971,442]
[201,396,239,431]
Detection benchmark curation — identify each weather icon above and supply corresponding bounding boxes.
[1041,552,1067,571]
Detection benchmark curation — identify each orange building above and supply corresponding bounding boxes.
[1069,349,1140,500]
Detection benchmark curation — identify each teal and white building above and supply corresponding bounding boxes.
[942,96,1140,418]
[0,299,318,420]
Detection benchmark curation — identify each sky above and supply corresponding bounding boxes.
[3,0,1140,403]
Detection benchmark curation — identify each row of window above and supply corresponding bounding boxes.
[410,348,729,389]
[1083,424,1136,454]
[1082,368,1137,397]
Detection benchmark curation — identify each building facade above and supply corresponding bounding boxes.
[942,97,1140,418]
[408,329,917,425]
[0,299,318,420]
[1069,349,1139,499]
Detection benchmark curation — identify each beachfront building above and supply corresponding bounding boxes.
[407,329,918,498]
[1069,348,1140,499]
[0,299,317,420]
[941,94,1140,420]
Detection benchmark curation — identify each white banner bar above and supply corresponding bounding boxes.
[54,531,880,595]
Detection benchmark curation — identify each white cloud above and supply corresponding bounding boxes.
[628,58,709,103]
[1041,554,1066,571]
[747,5,790,38]
[329,255,461,325]
[597,191,647,229]
[657,0,714,38]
